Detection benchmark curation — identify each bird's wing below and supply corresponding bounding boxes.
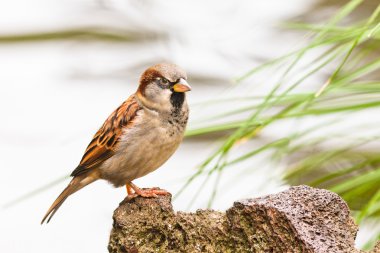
[70,95,141,177]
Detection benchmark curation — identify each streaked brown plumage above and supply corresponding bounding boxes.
[41,63,191,224]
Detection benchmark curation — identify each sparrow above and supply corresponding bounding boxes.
[41,63,191,224]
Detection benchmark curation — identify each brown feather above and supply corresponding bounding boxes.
[41,170,100,224]
[71,95,141,177]
[42,95,140,223]
[138,68,161,96]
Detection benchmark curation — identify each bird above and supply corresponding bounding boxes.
[41,63,191,224]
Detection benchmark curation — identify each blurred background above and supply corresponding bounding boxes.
[1,0,380,252]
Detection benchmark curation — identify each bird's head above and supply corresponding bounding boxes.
[137,63,191,112]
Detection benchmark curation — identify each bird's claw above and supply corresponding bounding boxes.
[127,187,169,199]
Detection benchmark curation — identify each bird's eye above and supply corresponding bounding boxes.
[161,78,169,85]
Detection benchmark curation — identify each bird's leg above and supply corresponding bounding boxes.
[128,181,169,198]
[126,183,133,195]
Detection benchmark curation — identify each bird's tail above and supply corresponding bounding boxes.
[41,171,99,224]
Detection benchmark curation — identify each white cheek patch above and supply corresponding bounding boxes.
[145,84,173,111]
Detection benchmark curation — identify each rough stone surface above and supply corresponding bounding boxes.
[369,242,380,253]
[108,185,377,253]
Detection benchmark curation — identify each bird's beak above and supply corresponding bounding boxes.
[173,78,191,93]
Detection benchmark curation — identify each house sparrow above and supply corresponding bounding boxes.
[41,63,191,224]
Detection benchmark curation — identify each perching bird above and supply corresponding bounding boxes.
[41,63,191,224]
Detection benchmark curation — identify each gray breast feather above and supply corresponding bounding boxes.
[99,104,188,187]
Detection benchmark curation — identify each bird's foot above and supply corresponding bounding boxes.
[126,182,169,199]
[134,187,169,198]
